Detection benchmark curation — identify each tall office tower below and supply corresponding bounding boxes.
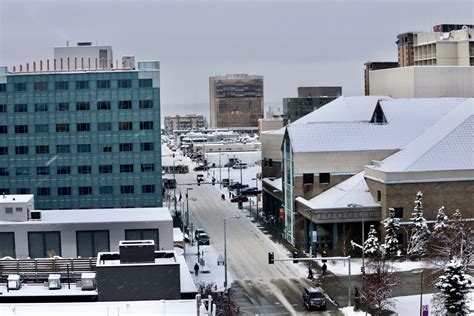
[0,43,162,209]
[396,32,415,67]
[209,74,264,128]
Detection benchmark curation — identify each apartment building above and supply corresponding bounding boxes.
[164,114,207,134]
[0,43,162,209]
[209,74,264,128]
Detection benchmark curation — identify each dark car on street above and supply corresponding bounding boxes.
[197,232,210,245]
[303,287,326,311]
[228,183,249,191]
[241,187,262,196]
[193,164,210,171]
[222,178,230,187]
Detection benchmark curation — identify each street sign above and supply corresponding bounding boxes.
[279,208,284,219]
[422,305,428,316]
[311,231,318,243]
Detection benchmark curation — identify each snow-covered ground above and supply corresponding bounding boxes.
[326,257,430,276]
[392,293,473,316]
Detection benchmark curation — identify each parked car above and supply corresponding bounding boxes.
[303,287,326,311]
[222,178,230,187]
[241,187,262,196]
[197,233,210,245]
[224,158,240,168]
[194,164,210,171]
[228,183,249,191]
[232,162,248,169]
[195,229,206,240]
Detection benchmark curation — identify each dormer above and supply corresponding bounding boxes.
[370,101,387,124]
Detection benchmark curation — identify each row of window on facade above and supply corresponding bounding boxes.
[0,184,157,197]
[0,100,154,113]
[0,163,156,176]
[0,229,159,259]
[0,142,155,156]
[0,121,154,134]
[0,79,153,93]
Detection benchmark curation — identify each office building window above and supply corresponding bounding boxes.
[140,142,154,151]
[14,104,28,112]
[5,207,13,214]
[34,82,48,91]
[118,79,131,88]
[125,229,159,249]
[77,144,91,153]
[0,188,10,194]
[34,103,48,112]
[393,207,404,218]
[15,146,28,155]
[79,186,92,195]
[303,173,314,185]
[14,83,27,91]
[97,80,110,89]
[35,124,49,133]
[0,104,6,112]
[17,188,30,194]
[141,163,155,172]
[319,173,330,184]
[118,100,132,109]
[377,190,381,202]
[77,123,90,132]
[56,123,69,132]
[0,232,16,258]
[15,125,28,134]
[140,121,153,130]
[0,146,7,155]
[76,81,89,90]
[99,186,113,194]
[16,167,29,176]
[142,184,155,193]
[57,187,71,196]
[78,165,92,174]
[119,122,133,130]
[98,122,112,131]
[57,166,71,175]
[76,102,90,111]
[0,126,6,134]
[36,145,49,154]
[102,146,112,152]
[37,187,50,196]
[36,166,50,175]
[0,84,6,93]
[97,101,111,110]
[56,102,69,111]
[268,159,273,167]
[120,185,134,194]
[0,167,9,176]
[76,230,110,258]
[119,143,133,152]
[28,231,61,258]
[139,79,153,88]
[120,164,134,173]
[56,145,70,154]
[99,165,112,173]
[139,100,153,108]
[55,81,68,90]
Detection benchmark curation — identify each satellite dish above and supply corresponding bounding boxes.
[441,33,450,40]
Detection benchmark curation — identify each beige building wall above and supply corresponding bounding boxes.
[369,66,474,98]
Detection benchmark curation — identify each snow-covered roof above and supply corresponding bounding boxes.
[288,98,469,153]
[296,172,379,209]
[262,177,282,192]
[0,207,172,225]
[367,99,473,172]
[0,194,34,204]
[292,96,389,124]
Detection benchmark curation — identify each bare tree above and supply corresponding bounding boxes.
[197,282,238,316]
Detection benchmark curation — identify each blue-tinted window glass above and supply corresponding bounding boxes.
[14,104,27,112]
[139,79,152,88]
[76,81,89,89]
[97,80,110,89]
[55,81,68,90]
[118,79,131,88]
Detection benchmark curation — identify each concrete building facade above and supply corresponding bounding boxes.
[164,114,207,135]
[364,62,399,96]
[209,74,263,128]
[0,44,162,209]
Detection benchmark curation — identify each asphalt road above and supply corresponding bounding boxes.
[162,146,340,315]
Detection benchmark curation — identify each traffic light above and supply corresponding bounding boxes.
[197,179,201,186]
[322,250,327,263]
[268,252,274,264]
[172,154,175,158]
[212,177,216,186]
[361,266,365,274]
[293,251,299,263]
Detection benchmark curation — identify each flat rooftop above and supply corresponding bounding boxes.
[0,207,172,225]
[0,194,34,204]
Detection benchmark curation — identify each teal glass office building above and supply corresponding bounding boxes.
[0,63,162,209]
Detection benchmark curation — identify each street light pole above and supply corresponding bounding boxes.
[219,153,222,189]
[224,215,240,290]
[186,188,193,228]
[411,269,424,316]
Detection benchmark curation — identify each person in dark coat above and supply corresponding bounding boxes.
[194,263,199,276]
[221,194,225,201]
[322,263,327,275]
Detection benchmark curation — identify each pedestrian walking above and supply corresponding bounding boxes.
[322,263,327,275]
[221,194,225,201]
[228,191,231,199]
[307,267,313,280]
[194,263,199,276]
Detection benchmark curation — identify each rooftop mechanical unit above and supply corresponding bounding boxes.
[81,272,96,291]
[48,274,61,290]
[7,274,20,290]
[119,240,155,264]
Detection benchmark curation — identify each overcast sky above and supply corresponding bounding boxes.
[0,0,472,108]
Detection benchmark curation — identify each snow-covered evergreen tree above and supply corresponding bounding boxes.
[382,208,400,256]
[435,257,471,314]
[407,191,431,256]
[433,206,449,231]
[364,225,381,256]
